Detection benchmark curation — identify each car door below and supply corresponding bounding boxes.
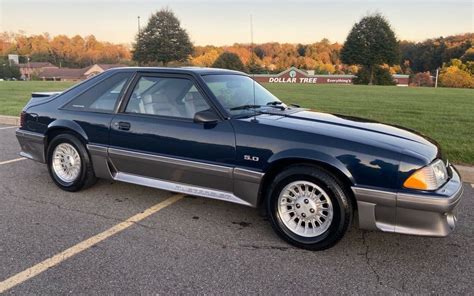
[108,72,236,194]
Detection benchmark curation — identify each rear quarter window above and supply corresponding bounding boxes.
[63,72,132,113]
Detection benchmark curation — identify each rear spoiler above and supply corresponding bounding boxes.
[23,91,63,110]
[31,91,62,98]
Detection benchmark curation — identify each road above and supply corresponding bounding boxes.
[0,124,473,295]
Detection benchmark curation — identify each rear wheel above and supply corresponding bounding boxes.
[47,133,97,191]
[266,165,353,250]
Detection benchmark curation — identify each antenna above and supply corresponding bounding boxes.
[250,13,258,123]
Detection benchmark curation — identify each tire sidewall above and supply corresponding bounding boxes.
[47,134,89,191]
[266,166,352,250]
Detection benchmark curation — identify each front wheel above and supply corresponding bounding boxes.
[47,133,97,192]
[266,165,353,250]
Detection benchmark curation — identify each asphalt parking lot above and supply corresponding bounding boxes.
[0,123,473,295]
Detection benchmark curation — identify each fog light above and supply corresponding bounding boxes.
[446,213,456,230]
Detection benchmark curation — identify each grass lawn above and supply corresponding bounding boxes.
[264,83,474,165]
[0,81,74,117]
[0,81,473,164]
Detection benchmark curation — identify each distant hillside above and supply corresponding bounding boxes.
[2,31,472,75]
[400,33,473,73]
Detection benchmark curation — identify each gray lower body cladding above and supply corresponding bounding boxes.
[352,165,463,237]
[87,144,262,207]
[16,129,46,163]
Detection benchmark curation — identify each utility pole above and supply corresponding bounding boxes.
[137,16,141,67]
[249,14,255,67]
[250,14,254,48]
[137,16,141,35]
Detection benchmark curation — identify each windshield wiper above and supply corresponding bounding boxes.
[266,101,286,110]
[266,101,283,105]
[230,102,286,111]
[230,104,262,111]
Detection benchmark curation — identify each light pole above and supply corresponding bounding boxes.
[137,16,141,67]
[137,16,141,35]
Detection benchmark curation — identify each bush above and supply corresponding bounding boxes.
[353,66,396,85]
[439,66,474,88]
[410,72,433,87]
[0,64,21,80]
[212,52,247,72]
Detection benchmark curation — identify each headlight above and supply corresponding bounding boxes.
[403,159,448,190]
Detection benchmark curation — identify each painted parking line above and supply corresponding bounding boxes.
[0,157,26,166]
[0,126,18,130]
[0,193,184,293]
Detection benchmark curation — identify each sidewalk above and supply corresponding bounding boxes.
[0,115,20,126]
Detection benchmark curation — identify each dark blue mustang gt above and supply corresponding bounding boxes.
[16,67,463,250]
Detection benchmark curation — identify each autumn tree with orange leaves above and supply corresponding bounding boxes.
[1,32,131,68]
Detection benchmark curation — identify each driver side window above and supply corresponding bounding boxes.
[125,76,210,119]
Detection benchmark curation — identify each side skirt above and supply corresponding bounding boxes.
[87,144,262,207]
[114,171,252,207]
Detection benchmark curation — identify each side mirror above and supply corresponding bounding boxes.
[194,109,219,125]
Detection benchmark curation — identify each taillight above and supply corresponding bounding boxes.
[20,111,26,128]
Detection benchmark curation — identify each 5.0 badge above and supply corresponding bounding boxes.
[244,155,259,162]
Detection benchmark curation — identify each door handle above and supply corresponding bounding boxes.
[115,121,131,131]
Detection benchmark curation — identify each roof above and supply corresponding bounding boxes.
[18,62,57,69]
[38,63,129,80]
[96,64,127,70]
[107,66,247,76]
[39,67,86,80]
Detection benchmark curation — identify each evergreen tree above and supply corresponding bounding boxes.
[341,14,399,84]
[0,64,21,80]
[133,8,193,66]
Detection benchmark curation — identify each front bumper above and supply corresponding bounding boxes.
[352,165,463,237]
[16,129,46,163]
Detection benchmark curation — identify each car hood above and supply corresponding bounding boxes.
[257,109,441,164]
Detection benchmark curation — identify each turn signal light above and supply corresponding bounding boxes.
[403,168,431,190]
[403,159,448,191]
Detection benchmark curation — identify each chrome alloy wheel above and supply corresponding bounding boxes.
[277,181,334,237]
[52,143,81,183]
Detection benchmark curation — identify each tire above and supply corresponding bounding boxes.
[47,133,97,192]
[266,165,353,251]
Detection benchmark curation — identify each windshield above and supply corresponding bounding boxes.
[202,74,286,116]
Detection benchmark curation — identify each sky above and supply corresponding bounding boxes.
[0,0,473,46]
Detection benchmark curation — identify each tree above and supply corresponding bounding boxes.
[353,66,396,85]
[439,66,474,88]
[341,14,399,84]
[409,72,433,87]
[296,44,306,57]
[253,46,265,60]
[212,52,247,72]
[133,8,193,66]
[191,48,221,67]
[247,55,265,74]
[439,59,474,88]
[0,64,21,80]
[462,48,474,62]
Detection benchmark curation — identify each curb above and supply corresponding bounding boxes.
[0,115,20,126]
[456,165,474,184]
[0,115,473,183]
